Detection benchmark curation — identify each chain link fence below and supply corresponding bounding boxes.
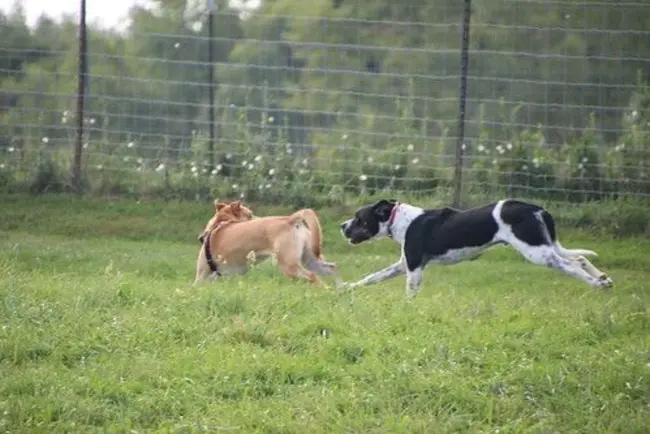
[1,0,648,205]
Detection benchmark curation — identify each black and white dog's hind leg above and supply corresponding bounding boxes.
[508,240,609,289]
[499,207,613,290]
[552,242,611,284]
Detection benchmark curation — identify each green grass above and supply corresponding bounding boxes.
[0,195,649,433]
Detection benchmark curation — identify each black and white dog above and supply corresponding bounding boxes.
[340,199,613,298]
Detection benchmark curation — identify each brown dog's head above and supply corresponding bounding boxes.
[197,200,254,244]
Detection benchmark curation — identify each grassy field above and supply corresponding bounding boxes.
[0,195,649,433]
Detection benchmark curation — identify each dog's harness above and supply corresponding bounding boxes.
[386,202,400,238]
[203,222,229,277]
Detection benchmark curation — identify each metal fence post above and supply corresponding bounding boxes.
[71,0,87,192]
[206,0,216,173]
[452,0,472,208]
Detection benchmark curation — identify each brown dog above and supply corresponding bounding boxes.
[198,200,335,267]
[194,201,340,287]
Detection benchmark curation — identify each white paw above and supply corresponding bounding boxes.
[405,290,419,300]
[338,281,356,291]
[595,274,614,289]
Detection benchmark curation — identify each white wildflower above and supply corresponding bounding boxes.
[578,163,584,170]
[407,144,414,151]
[82,143,88,149]
[254,155,262,162]
[96,164,103,170]
[191,166,198,173]
[298,168,307,175]
[265,183,272,189]
[232,184,239,190]
[286,148,293,155]
[522,164,529,171]
[241,160,247,167]
[367,157,374,164]
[191,21,202,32]
[210,169,218,176]
[174,42,180,48]
[216,164,222,172]
[226,153,232,160]
[301,158,309,166]
[359,174,368,181]
[239,192,245,199]
[123,156,130,162]
[532,158,540,168]
[247,163,254,170]
[41,137,49,144]
[268,168,276,176]
[477,144,486,153]
[411,158,419,165]
[0,163,5,169]
[631,110,638,118]
[192,172,198,178]
[137,158,143,164]
[268,116,274,123]
[581,157,588,163]
[127,142,134,149]
[342,134,348,140]
[61,116,67,124]
[506,142,513,150]
[394,164,401,171]
[7,147,14,153]
[462,144,466,151]
[156,163,165,172]
[89,118,96,125]
[492,159,498,165]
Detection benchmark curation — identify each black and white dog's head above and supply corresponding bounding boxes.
[340,199,397,244]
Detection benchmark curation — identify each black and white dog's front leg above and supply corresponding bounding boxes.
[403,237,427,300]
[405,266,424,300]
[346,259,405,289]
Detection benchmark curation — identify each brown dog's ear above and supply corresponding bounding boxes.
[232,200,241,210]
[214,200,227,211]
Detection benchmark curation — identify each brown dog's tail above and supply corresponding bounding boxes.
[288,213,309,229]
[290,208,324,260]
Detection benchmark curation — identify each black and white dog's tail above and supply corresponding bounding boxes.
[533,210,598,258]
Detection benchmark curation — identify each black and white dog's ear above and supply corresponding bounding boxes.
[372,199,396,221]
[429,207,456,223]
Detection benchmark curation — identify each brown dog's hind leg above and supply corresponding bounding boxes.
[277,255,323,285]
[274,241,325,285]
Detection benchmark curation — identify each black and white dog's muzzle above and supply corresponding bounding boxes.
[340,219,373,245]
